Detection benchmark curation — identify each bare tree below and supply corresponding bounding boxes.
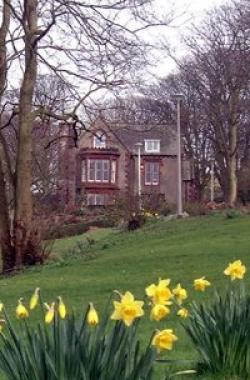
[0,0,172,272]
[180,0,250,206]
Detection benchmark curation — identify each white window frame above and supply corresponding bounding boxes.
[93,131,106,149]
[111,160,116,184]
[145,162,160,186]
[88,159,110,183]
[144,139,160,153]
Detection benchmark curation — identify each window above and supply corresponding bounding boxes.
[145,140,160,153]
[145,162,160,185]
[87,193,105,206]
[88,159,110,182]
[94,131,106,148]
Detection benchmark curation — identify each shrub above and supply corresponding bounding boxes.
[127,213,146,231]
[48,223,89,239]
[183,202,207,216]
[66,239,97,261]
[225,209,242,219]
[159,202,176,216]
[20,217,55,266]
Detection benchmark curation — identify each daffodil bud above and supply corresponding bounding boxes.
[16,299,29,319]
[58,296,67,319]
[87,303,99,326]
[44,302,55,324]
[29,288,40,310]
[0,319,5,333]
[177,308,189,319]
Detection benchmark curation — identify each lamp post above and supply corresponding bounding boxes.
[171,94,184,217]
[135,142,143,209]
[210,159,215,202]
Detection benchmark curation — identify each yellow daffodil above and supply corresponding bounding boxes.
[44,302,55,324]
[177,308,189,319]
[87,303,99,326]
[152,329,178,352]
[16,299,29,319]
[224,260,246,281]
[58,296,67,319]
[29,288,40,310]
[0,319,5,333]
[193,277,211,292]
[145,279,172,305]
[173,284,188,305]
[0,303,4,313]
[111,291,144,327]
[150,303,171,321]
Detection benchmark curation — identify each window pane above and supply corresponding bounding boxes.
[145,162,159,185]
[103,160,110,182]
[111,161,116,183]
[145,163,151,184]
[87,194,95,205]
[88,160,95,181]
[96,194,105,205]
[96,160,102,181]
[152,163,159,184]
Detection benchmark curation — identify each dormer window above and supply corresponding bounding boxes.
[94,131,106,148]
[145,139,160,153]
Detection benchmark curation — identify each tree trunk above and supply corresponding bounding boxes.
[0,0,15,272]
[227,154,237,207]
[0,159,15,272]
[14,0,38,267]
[227,121,238,207]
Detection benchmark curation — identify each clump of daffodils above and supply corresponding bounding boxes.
[2,259,247,355]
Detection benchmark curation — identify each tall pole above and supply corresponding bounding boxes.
[210,159,215,202]
[138,144,141,199]
[135,142,143,210]
[176,98,183,216]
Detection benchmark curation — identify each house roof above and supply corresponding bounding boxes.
[111,124,178,156]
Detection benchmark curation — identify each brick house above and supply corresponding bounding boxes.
[58,118,195,207]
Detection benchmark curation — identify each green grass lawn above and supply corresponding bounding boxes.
[1,214,250,379]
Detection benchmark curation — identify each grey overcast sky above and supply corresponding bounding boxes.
[150,0,229,77]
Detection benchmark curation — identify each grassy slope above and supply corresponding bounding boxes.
[1,214,250,379]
